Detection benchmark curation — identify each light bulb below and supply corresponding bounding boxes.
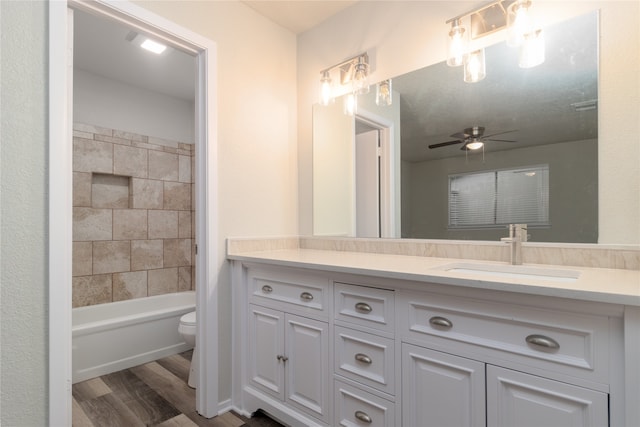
[463,49,486,83]
[319,71,333,106]
[507,0,533,47]
[446,20,468,67]
[519,29,545,68]
[352,58,369,95]
[344,93,357,116]
[466,141,484,150]
[376,80,392,106]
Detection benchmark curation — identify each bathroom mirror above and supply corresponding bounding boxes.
[313,12,599,243]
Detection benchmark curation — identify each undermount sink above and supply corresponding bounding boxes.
[437,262,581,283]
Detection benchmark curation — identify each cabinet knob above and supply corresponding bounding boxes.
[354,410,372,424]
[261,285,273,293]
[429,316,453,329]
[526,334,560,350]
[355,302,372,313]
[276,355,288,362]
[300,292,314,301]
[354,353,372,365]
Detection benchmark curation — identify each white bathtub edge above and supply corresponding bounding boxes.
[73,342,193,383]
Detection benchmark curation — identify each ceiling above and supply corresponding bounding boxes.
[242,1,358,34]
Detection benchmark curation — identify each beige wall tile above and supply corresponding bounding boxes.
[73,137,113,174]
[164,182,191,210]
[131,178,163,209]
[92,174,129,209]
[113,129,148,143]
[93,241,130,274]
[113,144,148,178]
[178,211,192,239]
[73,241,93,276]
[164,238,192,267]
[131,239,163,271]
[94,134,132,146]
[113,271,148,301]
[74,123,112,136]
[178,266,192,292]
[72,274,112,308]
[149,151,178,181]
[73,172,92,207]
[148,136,179,149]
[113,209,148,240]
[148,210,178,239]
[178,155,191,183]
[73,207,112,241]
[148,268,178,296]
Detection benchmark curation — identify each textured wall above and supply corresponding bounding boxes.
[72,123,195,307]
[0,1,49,425]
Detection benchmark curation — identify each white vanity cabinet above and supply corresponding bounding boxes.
[243,266,331,425]
[231,258,635,427]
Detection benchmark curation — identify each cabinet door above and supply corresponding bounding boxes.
[248,305,285,400]
[285,313,330,423]
[487,365,608,427]
[402,343,486,427]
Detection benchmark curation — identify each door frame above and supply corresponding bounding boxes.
[354,111,397,238]
[49,1,219,424]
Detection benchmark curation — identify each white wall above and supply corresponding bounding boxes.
[0,1,48,425]
[134,0,298,404]
[297,1,640,244]
[74,68,195,143]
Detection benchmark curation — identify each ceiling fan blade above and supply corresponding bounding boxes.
[450,132,469,140]
[428,140,463,149]
[482,129,518,139]
[484,138,517,143]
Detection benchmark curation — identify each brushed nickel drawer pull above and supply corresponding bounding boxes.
[354,410,372,424]
[354,353,372,364]
[429,316,453,329]
[355,302,372,313]
[526,334,560,350]
[261,285,273,293]
[300,292,314,301]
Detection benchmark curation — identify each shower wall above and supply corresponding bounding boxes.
[72,122,195,308]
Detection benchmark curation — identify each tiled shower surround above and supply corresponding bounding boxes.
[72,123,195,308]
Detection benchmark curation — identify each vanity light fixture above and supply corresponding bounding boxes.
[318,52,369,106]
[444,0,543,82]
[376,79,392,106]
[446,19,468,67]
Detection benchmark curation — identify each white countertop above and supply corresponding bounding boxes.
[228,248,640,306]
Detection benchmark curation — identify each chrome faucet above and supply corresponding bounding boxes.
[501,224,528,265]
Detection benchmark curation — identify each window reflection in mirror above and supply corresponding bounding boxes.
[313,11,598,243]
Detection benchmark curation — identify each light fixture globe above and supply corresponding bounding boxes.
[446,19,468,67]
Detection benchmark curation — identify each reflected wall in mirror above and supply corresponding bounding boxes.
[313,11,598,243]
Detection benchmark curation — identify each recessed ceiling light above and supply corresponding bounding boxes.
[140,38,167,54]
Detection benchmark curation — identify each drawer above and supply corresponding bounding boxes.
[335,283,394,333]
[248,267,329,317]
[335,326,395,395]
[399,291,610,383]
[334,380,395,427]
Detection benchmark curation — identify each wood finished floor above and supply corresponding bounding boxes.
[73,350,285,427]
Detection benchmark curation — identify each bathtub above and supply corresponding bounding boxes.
[72,291,195,383]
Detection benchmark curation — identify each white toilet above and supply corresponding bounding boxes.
[178,311,197,388]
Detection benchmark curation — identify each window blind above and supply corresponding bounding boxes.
[449,165,549,228]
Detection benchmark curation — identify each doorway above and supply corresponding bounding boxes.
[49,1,219,424]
